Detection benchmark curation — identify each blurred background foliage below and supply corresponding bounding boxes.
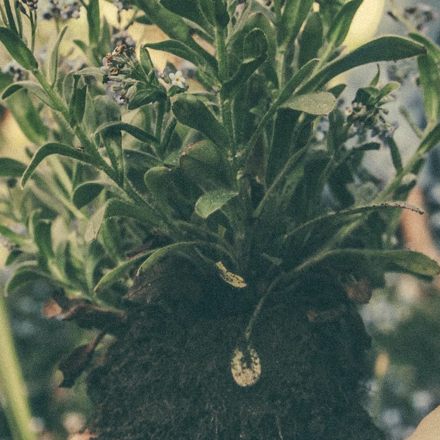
[0,0,439,439]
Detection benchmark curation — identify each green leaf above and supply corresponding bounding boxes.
[0,27,38,70]
[298,13,323,67]
[136,0,216,67]
[144,166,174,214]
[0,158,26,177]
[144,40,205,67]
[326,0,363,48]
[160,0,213,32]
[278,0,314,45]
[72,181,105,209]
[5,266,57,295]
[21,143,94,187]
[172,94,229,148]
[48,25,68,85]
[195,189,238,219]
[95,121,159,145]
[280,92,336,115]
[0,225,27,246]
[276,58,319,106]
[418,122,440,155]
[299,36,426,93]
[417,52,440,126]
[136,241,201,274]
[320,249,440,280]
[94,250,154,293]
[409,33,440,64]
[223,28,268,97]
[384,136,403,172]
[70,83,87,125]
[285,201,424,241]
[84,198,160,242]
[87,0,100,46]
[6,90,48,144]
[3,0,18,35]
[31,217,54,260]
[2,81,58,110]
[179,140,230,188]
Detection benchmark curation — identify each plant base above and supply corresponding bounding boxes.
[88,296,384,440]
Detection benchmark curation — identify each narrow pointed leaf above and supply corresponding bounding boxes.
[326,0,363,48]
[21,143,94,187]
[172,94,229,148]
[95,121,159,145]
[2,81,58,109]
[279,0,314,45]
[0,27,38,70]
[286,201,424,240]
[320,249,440,279]
[72,181,106,209]
[94,250,155,293]
[160,0,212,32]
[0,158,26,177]
[49,25,68,85]
[195,190,238,219]
[85,199,160,242]
[299,36,426,93]
[87,0,100,45]
[144,40,205,67]
[136,241,201,274]
[6,268,57,295]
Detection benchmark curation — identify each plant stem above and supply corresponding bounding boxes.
[215,24,236,153]
[0,294,37,440]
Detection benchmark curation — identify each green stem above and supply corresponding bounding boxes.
[0,294,37,440]
[215,24,235,152]
[33,71,120,183]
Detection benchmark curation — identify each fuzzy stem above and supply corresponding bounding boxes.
[0,294,37,440]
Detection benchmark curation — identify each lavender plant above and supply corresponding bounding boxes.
[0,0,439,438]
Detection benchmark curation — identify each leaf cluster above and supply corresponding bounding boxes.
[0,0,439,322]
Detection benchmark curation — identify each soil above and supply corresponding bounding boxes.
[87,270,385,440]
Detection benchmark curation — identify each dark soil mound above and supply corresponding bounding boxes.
[88,298,385,439]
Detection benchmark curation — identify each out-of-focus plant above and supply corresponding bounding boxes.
[0,0,439,437]
[0,292,37,440]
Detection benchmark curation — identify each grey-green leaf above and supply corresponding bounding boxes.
[299,36,426,93]
[144,40,205,67]
[94,250,154,293]
[0,158,26,177]
[136,241,201,274]
[84,199,160,242]
[326,0,363,48]
[321,249,440,279]
[72,181,105,209]
[195,190,238,219]
[21,143,94,187]
[94,121,159,145]
[87,0,100,45]
[281,92,336,115]
[173,94,229,148]
[0,27,38,70]
[49,25,68,85]
[278,0,314,45]
[160,0,213,32]
[2,81,58,110]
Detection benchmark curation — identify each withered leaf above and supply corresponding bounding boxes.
[216,261,247,288]
[344,279,372,304]
[42,298,63,318]
[58,333,104,388]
